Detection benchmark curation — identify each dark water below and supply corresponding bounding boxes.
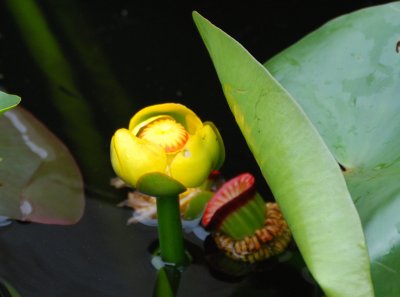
[0,1,389,296]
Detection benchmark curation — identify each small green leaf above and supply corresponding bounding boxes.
[0,90,20,114]
[193,11,374,297]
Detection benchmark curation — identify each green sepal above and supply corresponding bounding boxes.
[183,190,213,220]
[136,172,186,197]
[220,193,266,240]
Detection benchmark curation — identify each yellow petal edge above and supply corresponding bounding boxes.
[129,103,203,134]
[110,128,167,187]
[170,123,223,188]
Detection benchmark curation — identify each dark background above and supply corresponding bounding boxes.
[0,0,392,195]
[0,1,393,296]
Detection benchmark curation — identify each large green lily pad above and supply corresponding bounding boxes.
[0,107,84,224]
[265,3,400,296]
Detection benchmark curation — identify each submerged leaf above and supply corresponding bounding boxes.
[193,11,374,297]
[0,107,84,224]
[265,3,400,296]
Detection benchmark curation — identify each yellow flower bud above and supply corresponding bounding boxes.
[110,103,225,188]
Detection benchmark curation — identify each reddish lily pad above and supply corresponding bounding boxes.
[0,107,84,224]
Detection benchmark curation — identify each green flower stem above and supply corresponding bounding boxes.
[136,173,188,267]
[156,194,186,267]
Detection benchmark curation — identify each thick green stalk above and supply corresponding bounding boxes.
[136,173,188,268]
[156,195,186,267]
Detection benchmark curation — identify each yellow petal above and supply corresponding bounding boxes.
[170,124,224,188]
[202,122,225,170]
[129,103,203,135]
[110,128,167,187]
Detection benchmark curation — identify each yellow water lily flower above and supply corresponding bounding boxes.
[111,103,225,188]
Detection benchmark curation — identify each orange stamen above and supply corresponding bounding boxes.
[138,117,189,154]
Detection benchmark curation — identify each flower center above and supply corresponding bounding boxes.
[138,117,189,154]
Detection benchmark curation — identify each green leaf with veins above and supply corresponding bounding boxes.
[193,9,374,297]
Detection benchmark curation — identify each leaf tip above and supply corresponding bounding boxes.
[191,10,202,23]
